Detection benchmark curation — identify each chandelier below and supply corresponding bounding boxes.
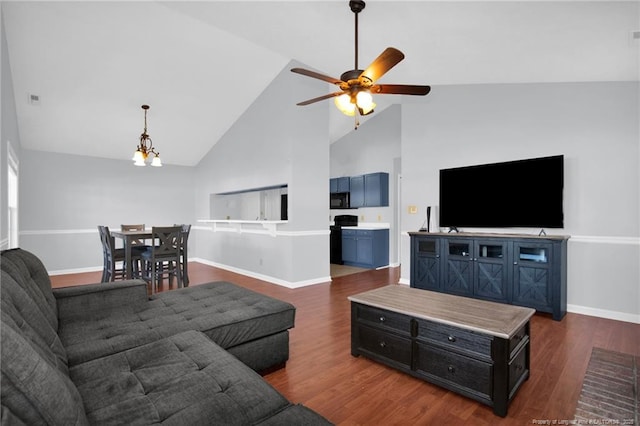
[132,105,162,167]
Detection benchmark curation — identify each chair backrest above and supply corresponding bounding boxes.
[98,225,117,261]
[121,224,146,246]
[151,226,183,258]
[174,224,191,245]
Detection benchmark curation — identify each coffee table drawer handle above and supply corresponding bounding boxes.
[379,341,386,348]
[447,335,457,342]
[447,365,456,373]
[379,316,386,323]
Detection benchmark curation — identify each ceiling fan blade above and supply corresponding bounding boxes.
[372,84,431,96]
[291,68,343,85]
[359,47,405,83]
[296,91,344,106]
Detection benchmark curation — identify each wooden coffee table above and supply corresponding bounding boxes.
[349,285,535,417]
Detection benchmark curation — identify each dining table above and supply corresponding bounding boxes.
[111,226,189,285]
[110,228,153,280]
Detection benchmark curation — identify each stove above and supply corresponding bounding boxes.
[330,215,358,264]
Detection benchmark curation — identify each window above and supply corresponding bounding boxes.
[7,142,18,248]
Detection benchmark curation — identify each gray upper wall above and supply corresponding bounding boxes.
[193,60,331,285]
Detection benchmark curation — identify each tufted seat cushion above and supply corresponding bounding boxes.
[58,281,296,367]
[69,330,299,425]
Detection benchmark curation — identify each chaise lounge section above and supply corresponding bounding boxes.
[1,248,332,425]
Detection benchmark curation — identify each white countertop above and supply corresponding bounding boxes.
[341,226,389,231]
[331,222,390,230]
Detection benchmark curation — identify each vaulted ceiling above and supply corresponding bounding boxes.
[3,1,638,166]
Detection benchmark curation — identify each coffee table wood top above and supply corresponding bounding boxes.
[348,285,535,339]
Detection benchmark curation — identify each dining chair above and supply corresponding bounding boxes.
[97,225,126,282]
[174,224,191,287]
[120,224,149,277]
[140,226,183,292]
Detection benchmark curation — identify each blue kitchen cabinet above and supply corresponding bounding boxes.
[349,172,389,208]
[330,177,350,194]
[341,228,389,269]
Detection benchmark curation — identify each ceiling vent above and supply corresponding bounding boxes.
[28,94,40,106]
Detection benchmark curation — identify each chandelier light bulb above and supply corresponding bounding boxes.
[132,150,145,163]
[150,154,162,167]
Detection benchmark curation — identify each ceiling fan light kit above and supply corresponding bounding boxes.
[132,104,162,167]
[291,0,430,128]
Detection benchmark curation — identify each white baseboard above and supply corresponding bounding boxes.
[567,304,640,324]
[191,257,330,289]
[48,266,103,276]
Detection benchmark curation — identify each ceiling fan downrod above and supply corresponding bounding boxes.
[350,0,365,70]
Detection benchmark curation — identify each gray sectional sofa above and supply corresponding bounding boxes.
[1,248,332,425]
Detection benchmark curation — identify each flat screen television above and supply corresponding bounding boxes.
[439,155,564,229]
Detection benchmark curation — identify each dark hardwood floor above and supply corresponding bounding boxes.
[50,263,640,425]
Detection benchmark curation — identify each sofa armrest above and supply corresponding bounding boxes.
[53,279,149,322]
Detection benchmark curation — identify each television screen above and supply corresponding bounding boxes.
[439,155,564,229]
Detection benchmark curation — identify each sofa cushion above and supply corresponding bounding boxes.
[149,281,296,348]
[59,281,296,367]
[70,330,294,425]
[1,249,58,331]
[1,312,88,426]
[1,270,68,370]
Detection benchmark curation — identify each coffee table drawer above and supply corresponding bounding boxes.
[416,343,493,399]
[509,324,528,356]
[355,324,412,367]
[354,303,412,336]
[416,319,492,358]
[509,343,528,394]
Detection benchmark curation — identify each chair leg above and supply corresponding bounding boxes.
[182,260,188,287]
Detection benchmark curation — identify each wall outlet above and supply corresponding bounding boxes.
[408,205,418,214]
[377,215,382,221]
[360,215,365,221]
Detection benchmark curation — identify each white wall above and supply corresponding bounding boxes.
[399,82,639,322]
[193,60,331,286]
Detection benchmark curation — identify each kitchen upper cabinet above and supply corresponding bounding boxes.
[349,172,389,208]
[330,177,350,194]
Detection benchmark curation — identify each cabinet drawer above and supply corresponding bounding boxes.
[509,343,528,395]
[509,324,529,357]
[354,304,412,336]
[416,343,492,398]
[355,324,412,367]
[416,319,492,358]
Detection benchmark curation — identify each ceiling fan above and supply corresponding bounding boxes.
[291,0,431,127]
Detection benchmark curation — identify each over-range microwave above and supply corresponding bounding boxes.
[330,192,350,209]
